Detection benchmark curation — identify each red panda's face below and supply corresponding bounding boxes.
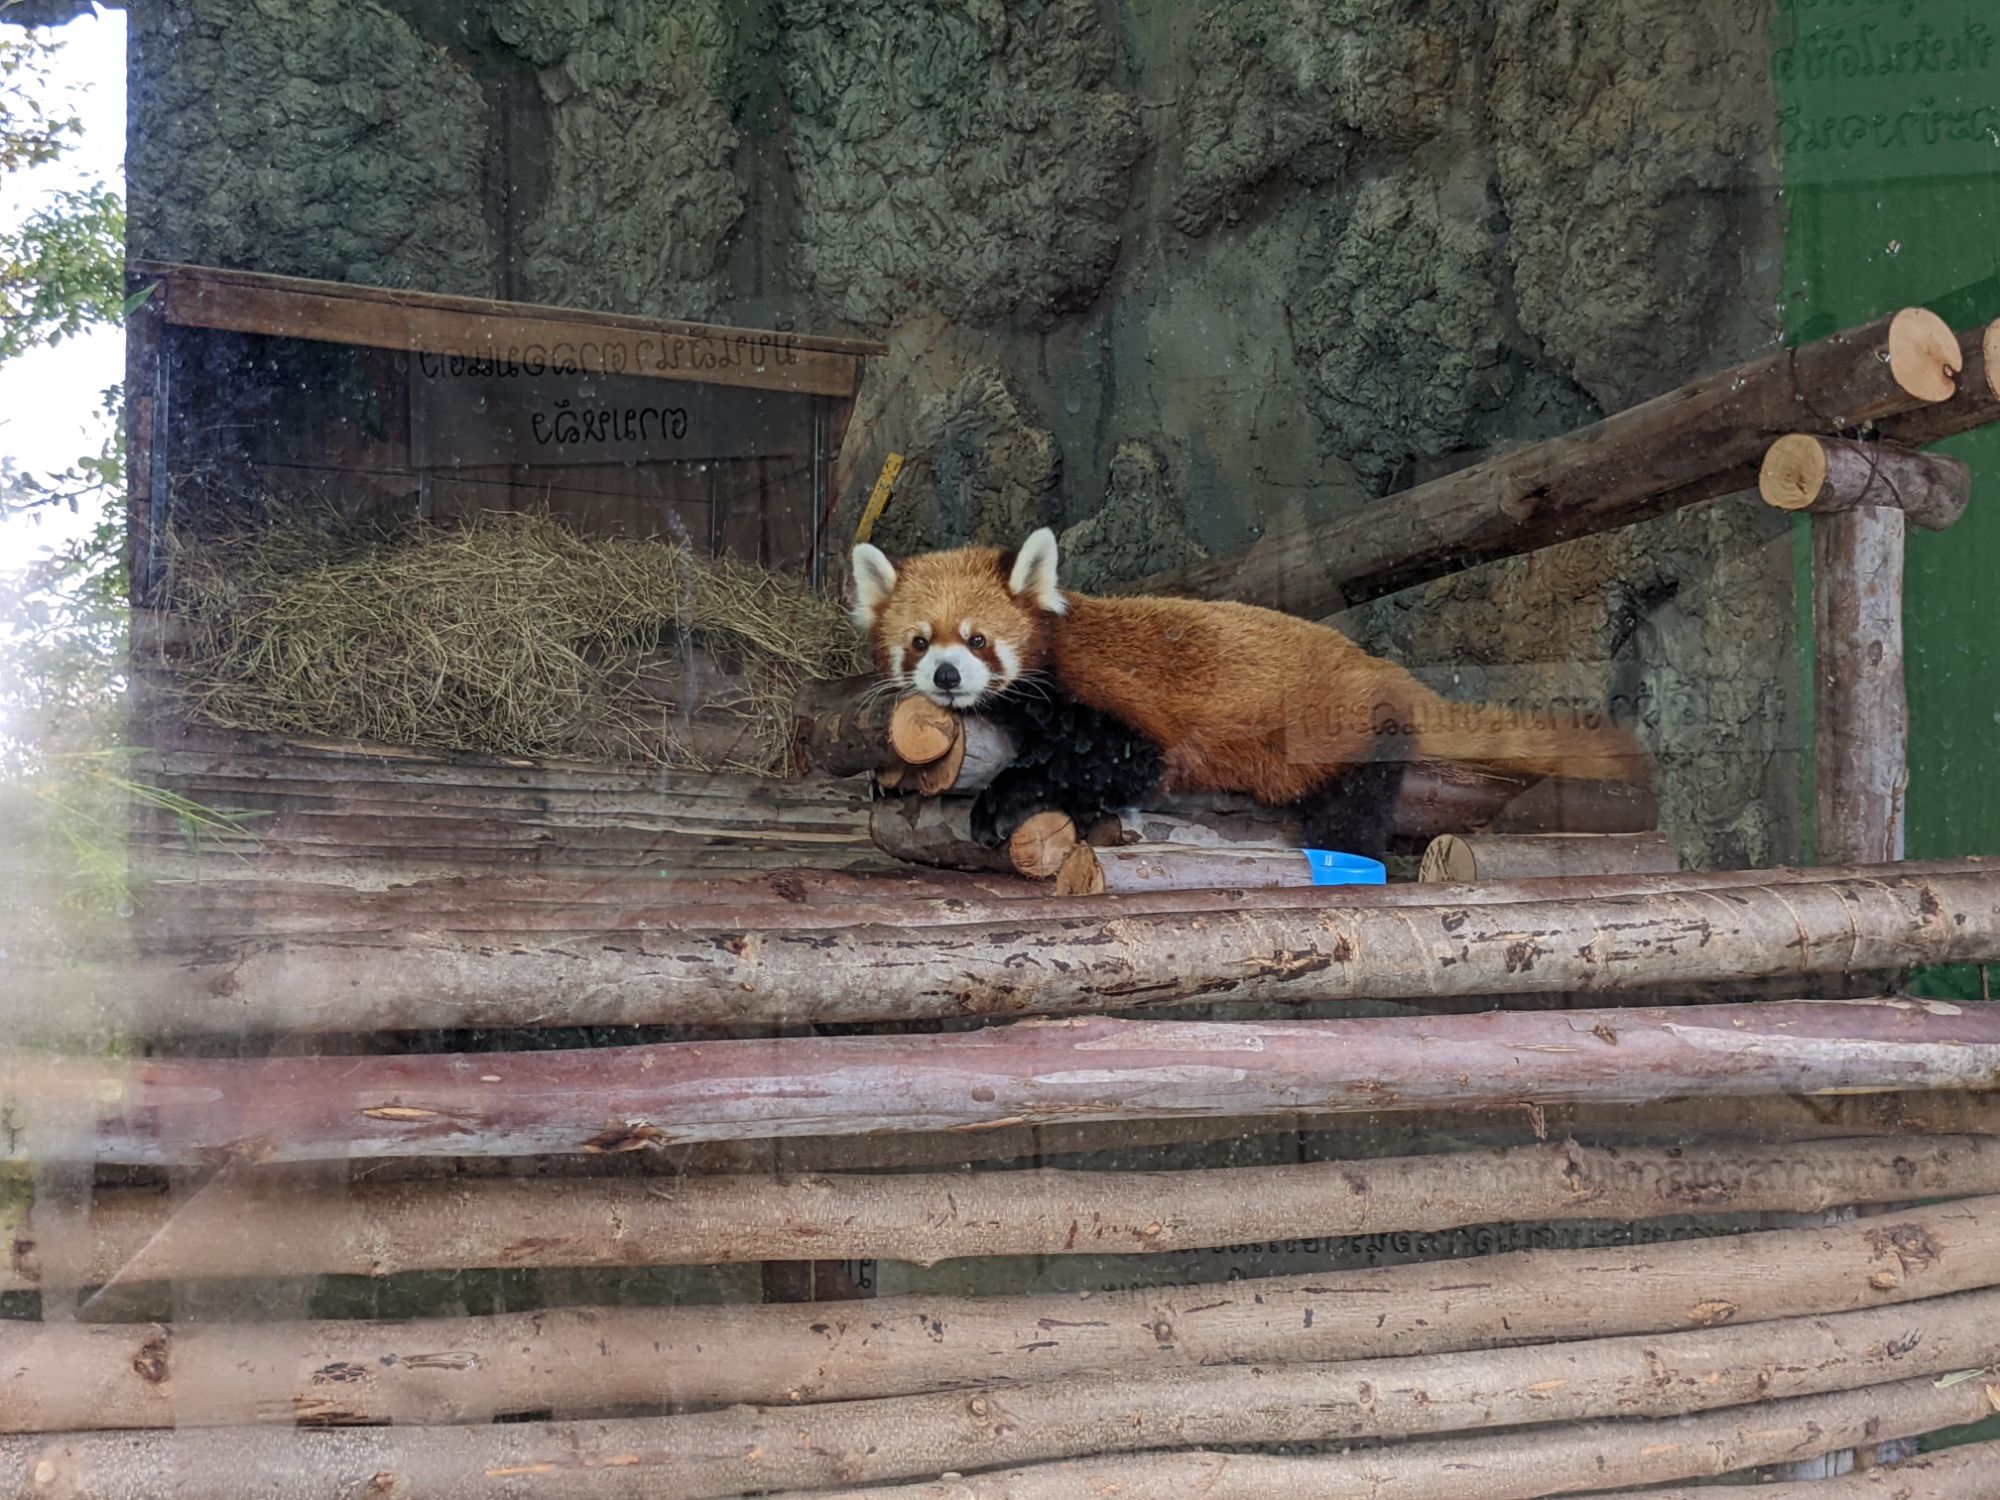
[850,528,1066,708]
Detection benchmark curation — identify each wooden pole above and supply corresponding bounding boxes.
[80,867,2000,1035]
[1056,843,1313,895]
[21,1000,2000,1165]
[23,1196,1996,1420]
[867,797,1075,879]
[1874,317,2000,447]
[1124,308,1964,617]
[128,855,2000,938]
[780,1377,2000,1500]
[4,1357,1992,1500]
[1760,435,1972,530]
[788,674,900,776]
[1815,506,1909,865]
[1573,1440,2000,1499]
[12,1136,1991,1290]
[1417,831,1682,883]
[907,716,1016,795]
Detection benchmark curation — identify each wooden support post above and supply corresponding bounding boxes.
[19,999,2000,1165]
[1814,505,1909,865]
[1126,308,1964,617]
[1761,435,1972,530]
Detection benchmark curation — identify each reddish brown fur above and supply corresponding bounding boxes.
[864,545,1650,802]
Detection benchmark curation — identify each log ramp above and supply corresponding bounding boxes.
[12,306,1999,1495]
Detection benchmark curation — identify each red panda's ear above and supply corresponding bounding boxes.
[1008,527,1067,615]
[850,543,897,631]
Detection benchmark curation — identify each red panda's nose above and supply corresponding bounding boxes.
[931,661,962,691]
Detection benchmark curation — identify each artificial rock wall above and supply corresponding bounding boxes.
[124,0,1798,865]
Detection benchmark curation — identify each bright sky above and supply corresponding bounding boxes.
[0,5,126,573]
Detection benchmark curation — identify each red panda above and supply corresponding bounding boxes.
[850,527,1652,858]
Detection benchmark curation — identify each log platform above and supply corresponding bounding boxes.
[19,301,1998,1495]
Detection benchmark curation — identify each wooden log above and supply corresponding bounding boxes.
[1574,1440,2000,1500]
[1760,434,1973,530]
[75,867,2000,1035]
[3,1334,1992,1499]
[908,716,1016,796]
[888,696,957,765]
[440,1289,2000,1492]
[1816,505,1909,865]
[787,1376,2000,1500]
[14,1136,1991,1291]
[790,674,903,777]
[1418,831,1682,883]
[867,797,1075,880]
[1055,843,1313,895]
[24,1195,1997,1418]
[126,855,2000,936]
[22,999,2000,1164]
[1125,308,1963,616]
[1875,317,2000,448]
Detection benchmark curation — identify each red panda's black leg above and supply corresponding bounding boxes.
[967,689,1166,848]
[1291,758,1408,863]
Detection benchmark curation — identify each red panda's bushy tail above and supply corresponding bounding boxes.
[1405,685,1651,787]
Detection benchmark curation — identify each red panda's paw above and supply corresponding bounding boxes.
[968,789,1016,849]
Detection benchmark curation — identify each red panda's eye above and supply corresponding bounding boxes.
[968,633,987,651]
[910,635,928,653]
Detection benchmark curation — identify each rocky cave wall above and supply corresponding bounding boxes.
[123,0,1795,866]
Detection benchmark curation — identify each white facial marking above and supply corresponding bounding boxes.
[992,637,1021,688]
[914,643,993,708]
[1008,527,1067,615]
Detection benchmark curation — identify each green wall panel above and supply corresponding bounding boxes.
[1775,0,2000,998]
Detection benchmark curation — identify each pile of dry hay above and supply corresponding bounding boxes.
[163,512,867,774]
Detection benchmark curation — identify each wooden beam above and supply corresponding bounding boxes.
[1761,435,1972,530]
[12,1136,1990,1290]
[68,867,2000,1035]
[1126,308,1967,616]
[783,1377,2000,1500]
[1573,1440,2000,1500]
[4,1363,1993,1500]
[1417,831,1682,883]
[24,1194,1995,1416]
[16,1000,2000,1165]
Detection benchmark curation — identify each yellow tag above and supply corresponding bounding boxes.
[855,452,904,545]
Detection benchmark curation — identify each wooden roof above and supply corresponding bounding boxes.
[127,260,885,399]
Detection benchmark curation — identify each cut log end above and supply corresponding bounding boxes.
[1419,834,1476,884]
[1887,305,1962,403]
[889,697,958,765]
[1009,812,1078,880]
[1055,844,1107,897]
[911,733,968,797]
[1760,433,1833,512]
